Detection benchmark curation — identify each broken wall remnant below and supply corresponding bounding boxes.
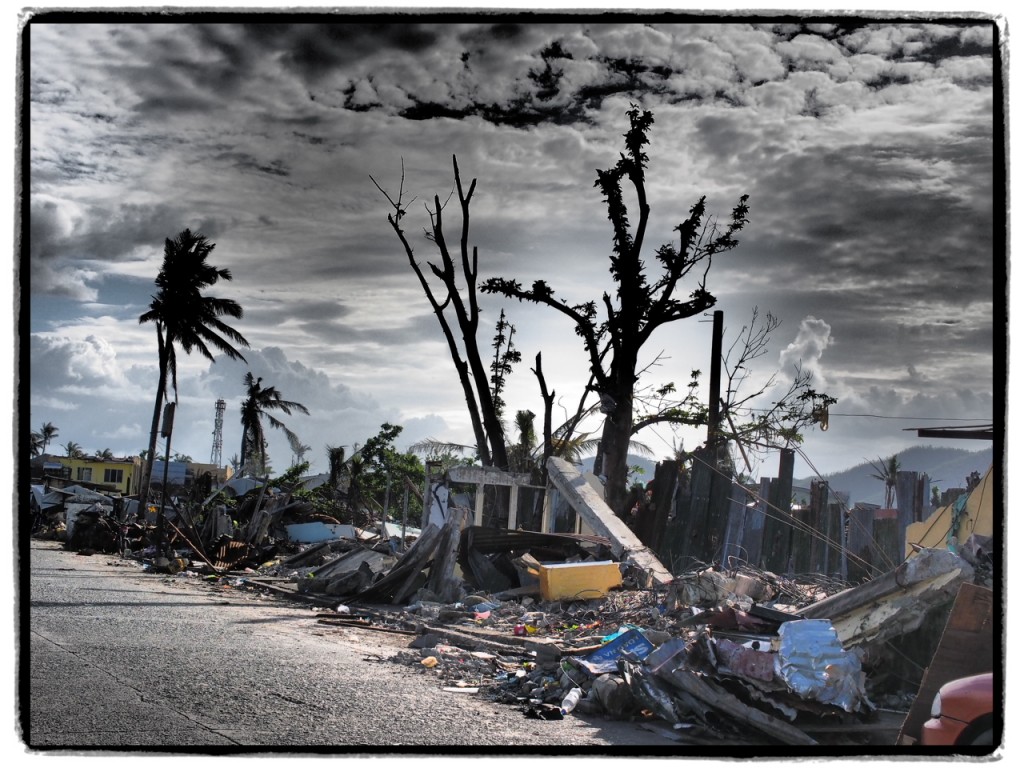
[447,465,542,530]
[897,583,995,744]
[905,465,994,557]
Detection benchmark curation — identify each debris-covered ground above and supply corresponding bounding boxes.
[32,471,993,749]
[35,503,993,748]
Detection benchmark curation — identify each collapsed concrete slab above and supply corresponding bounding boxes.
[546,457,673,586]
[800,547,974,649]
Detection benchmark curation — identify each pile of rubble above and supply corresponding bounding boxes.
[39,474,992,747]
[164,527,977,746]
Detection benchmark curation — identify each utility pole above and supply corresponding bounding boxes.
[707,310,724,449]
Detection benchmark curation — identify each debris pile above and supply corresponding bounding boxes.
[372,564,900,745]
[34,470,990,746]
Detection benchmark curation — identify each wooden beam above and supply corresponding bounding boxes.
[800,547,974,648]
[656,665,818,746]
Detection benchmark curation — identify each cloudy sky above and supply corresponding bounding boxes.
[21,11,1002,484]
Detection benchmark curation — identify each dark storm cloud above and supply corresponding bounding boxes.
[27,17,1000,476]
[244,292,441,348]
[720,132,994,310]
[29,198,217,298]
[213,150,292,177]
[235,22,442,82]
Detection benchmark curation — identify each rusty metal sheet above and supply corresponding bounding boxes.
[714,636,776,682]
[212,540,254,570]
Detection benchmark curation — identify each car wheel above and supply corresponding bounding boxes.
[968,728,993,746]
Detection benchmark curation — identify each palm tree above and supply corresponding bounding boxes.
[326,445,347,488]
[507,410,538,473]
[39,422,59,454]
[287,432,311,467]
[868,454,901,508]
[96,448,115,461]
[30,432,44,458]
[138,229,249,503]
[239,372,309,476]
[61,441,85,458]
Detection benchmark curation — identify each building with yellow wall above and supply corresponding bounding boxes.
[51,455,142,496]
[906,464,994,557]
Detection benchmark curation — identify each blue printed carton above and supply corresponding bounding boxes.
[572,628,656,675]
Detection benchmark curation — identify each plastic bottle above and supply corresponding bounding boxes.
[560,687,582,715]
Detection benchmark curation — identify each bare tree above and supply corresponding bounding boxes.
[372,158,510,469]
[483,106,750,513]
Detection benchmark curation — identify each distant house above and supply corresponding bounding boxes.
[150,459,234,493]
[46,455,141,496]
[187,461,233,487]
[29,455,70,483]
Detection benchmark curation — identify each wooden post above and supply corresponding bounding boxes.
[469,483,482,526]
[846,505,876,583]
[873,508,902,573]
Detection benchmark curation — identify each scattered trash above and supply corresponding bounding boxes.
[34,449,992,748]
[559,687,582,715]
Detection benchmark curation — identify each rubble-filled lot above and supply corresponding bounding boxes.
[38,485,994,750]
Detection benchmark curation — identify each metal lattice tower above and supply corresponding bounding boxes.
[210,399,226,467]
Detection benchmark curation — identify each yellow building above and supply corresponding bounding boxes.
[52,455,142,496]
[187,461,234,487]
[905,464,994,556]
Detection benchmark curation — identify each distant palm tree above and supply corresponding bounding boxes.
[326,445,347,488]
[507,410,538,473]
[287,432,311,467]
[138,229,249,502]
[239,373,309,476]
[96,448,114,461]
[868,454,901,508]
[39,422,59,454]
[29,432,44,458]
[61,441,85,458]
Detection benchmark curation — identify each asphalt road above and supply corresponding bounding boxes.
[22,539,680,755]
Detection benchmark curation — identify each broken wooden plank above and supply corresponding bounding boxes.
[897,583,994,744]
[237,578,337,606]
[655,665,818,746]
[316,618,418,636]
[351,523,442,604]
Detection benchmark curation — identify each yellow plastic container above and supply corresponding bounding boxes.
[538,561,622,601]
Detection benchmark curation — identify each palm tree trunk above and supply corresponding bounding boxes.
[139,329,169,511]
